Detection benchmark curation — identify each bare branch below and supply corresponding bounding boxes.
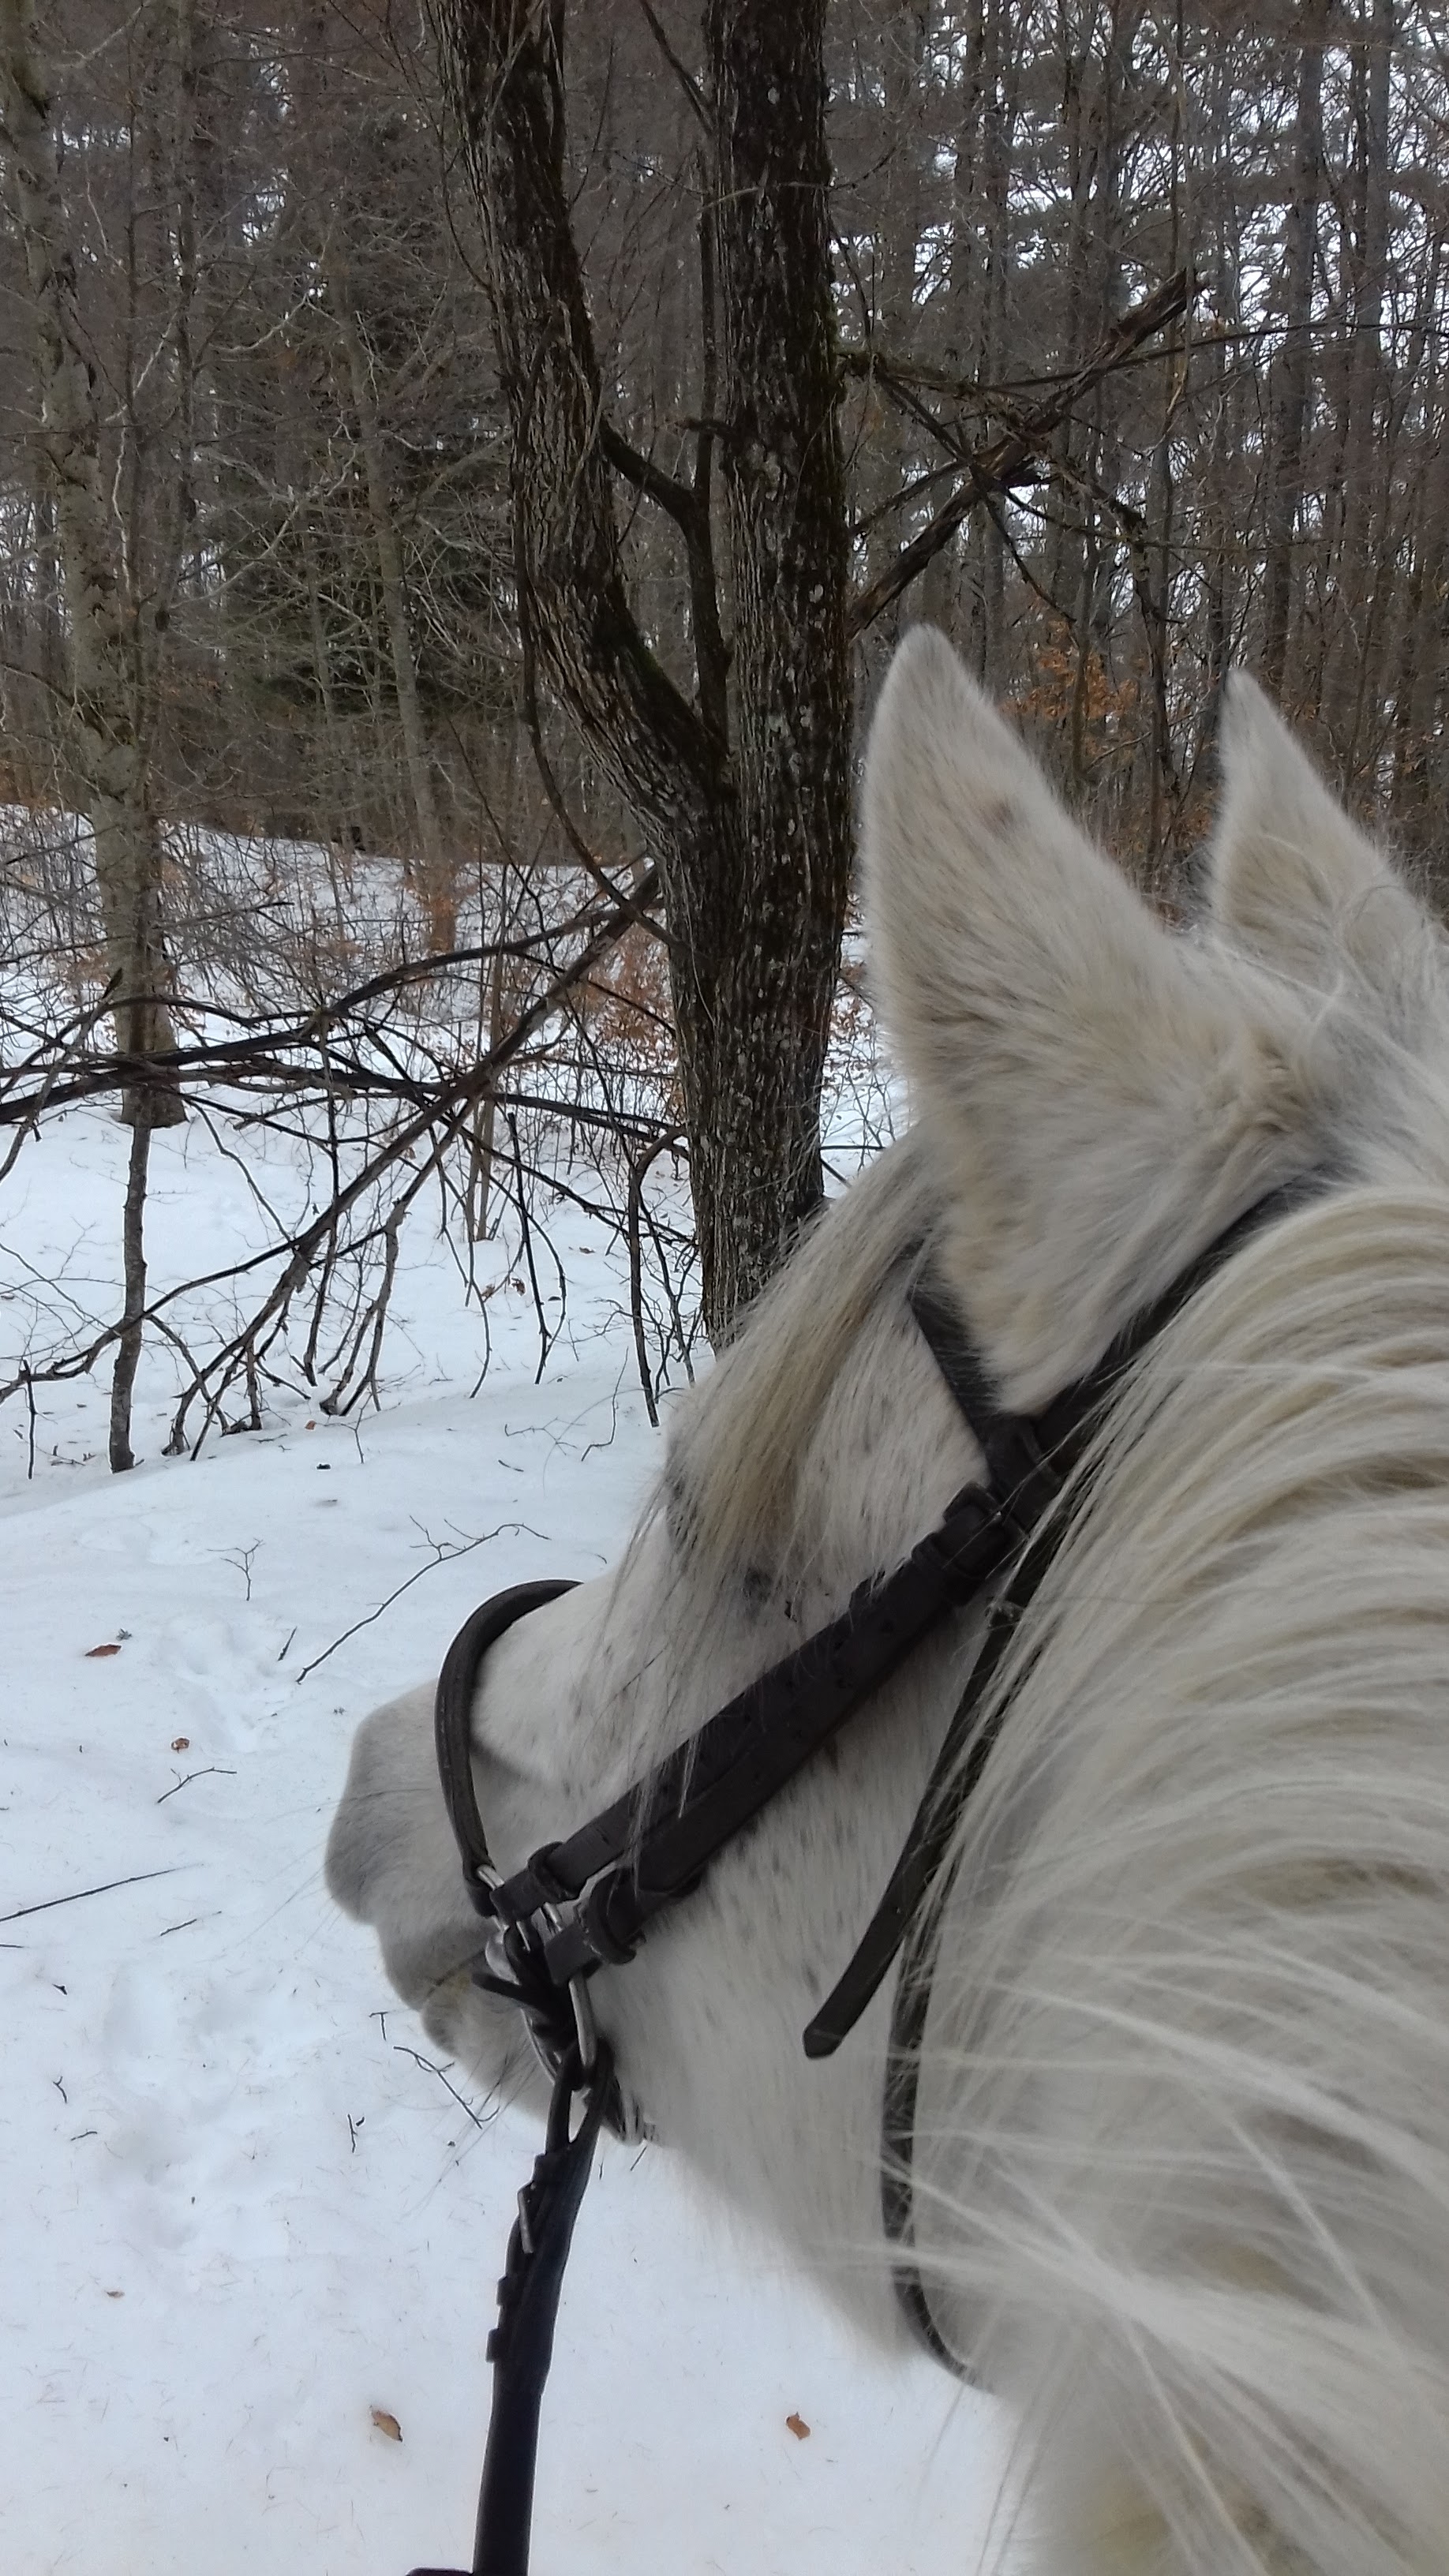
[849,270,1196,638]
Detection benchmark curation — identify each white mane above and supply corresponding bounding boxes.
[661,1129,938,1581]
[927,1183,1449,2572]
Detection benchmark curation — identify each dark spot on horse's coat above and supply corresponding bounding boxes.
[740,1564,774,1616]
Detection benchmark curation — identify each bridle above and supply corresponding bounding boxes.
[406,1181,1317,2576]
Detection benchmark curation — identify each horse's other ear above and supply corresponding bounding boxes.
[1209,670,1429,1005]
[861,627,1322,1410]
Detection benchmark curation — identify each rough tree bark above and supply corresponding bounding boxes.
[437,0,850,1339]
[1322,0,1394,777]
[331,272,458,950]
[1260,0,1329,702]
[697,0,852,1326]
[0,0,184,1127]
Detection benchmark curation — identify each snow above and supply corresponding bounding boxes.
[2,1102,1007,2575]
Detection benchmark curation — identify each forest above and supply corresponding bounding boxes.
[0,0,1436,1452]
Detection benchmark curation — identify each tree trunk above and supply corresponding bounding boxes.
[976,0,1013,675]
[1391,402,1449,882]
[109,1118,152,1471]
[0,0,183,1126]
[331,276,457,949]
[698,0,852,1319]
[1321,0,1394,781]
[1260,0,1328,702]
[440,0,852,1338]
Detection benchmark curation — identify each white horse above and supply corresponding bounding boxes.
[328,629,1449,2575]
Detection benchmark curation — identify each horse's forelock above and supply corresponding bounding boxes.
[659,1133,939,1586]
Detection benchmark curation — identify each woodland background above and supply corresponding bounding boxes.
[0,0,1439,1462]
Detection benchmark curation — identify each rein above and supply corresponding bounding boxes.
[408,1181,1314,2576]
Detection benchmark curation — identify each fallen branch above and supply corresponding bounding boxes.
[1,1866,185,1925]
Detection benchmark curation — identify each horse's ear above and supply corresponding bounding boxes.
[1208,672,1427,1001]
[861,627,1320,1410]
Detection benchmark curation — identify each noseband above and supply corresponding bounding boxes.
[408,1181,1316,2576]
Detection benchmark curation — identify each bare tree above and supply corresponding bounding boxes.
[436,0,851,1339]
[0,0,187,1118]
[8,0,1449,1473]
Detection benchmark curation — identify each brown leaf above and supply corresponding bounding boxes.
[785,2413,811,2440]
[85,1642,122,1659]
[171,1737,190,1752]
[370,2408,402,2443]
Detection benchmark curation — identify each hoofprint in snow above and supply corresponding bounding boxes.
[1,1103,1002,2576]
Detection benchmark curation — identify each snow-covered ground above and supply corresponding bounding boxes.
[2,1103,1008,2575]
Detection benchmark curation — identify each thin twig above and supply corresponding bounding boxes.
[155,1768,237,1804]
[294,1520,547,1683]
[392,2043,489,2130]
[1,1867,185,1925]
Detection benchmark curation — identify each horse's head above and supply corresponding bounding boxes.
[330,633,1449,2574]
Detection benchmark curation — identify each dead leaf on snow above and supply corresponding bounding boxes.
[370,2408,402,2443]
[785,2413,811,2440]
[85,1642,122,1659]
[171,1737,190,1751]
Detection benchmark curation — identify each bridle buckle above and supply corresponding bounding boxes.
[470,1873,601,2087]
